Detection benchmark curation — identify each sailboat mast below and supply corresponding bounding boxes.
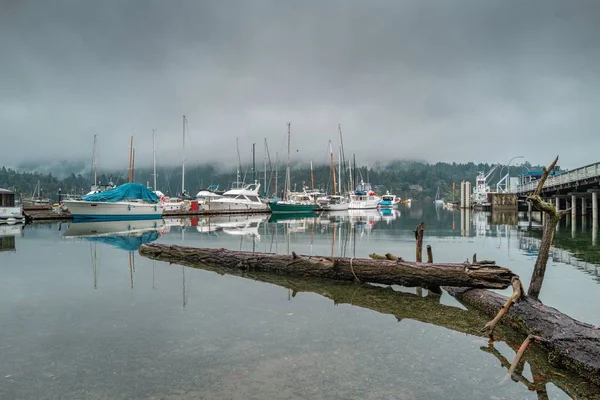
[128,135,134,183]
[252,142,256,184]
[264,139,267,196]
[338,147,342,195]
[275,151,278,198]
[92,134,98,187]
[181,115,186,195]
[236,138,242,186]
[329,141,337,196]
[310,160,314,190]
[285,122,291,200]
[338,124,347,193]
[353,153,356,191]
[152,129,157,191]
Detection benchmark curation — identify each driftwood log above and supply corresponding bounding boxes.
[135,251,600,398]
[139,243,515,289]
[447,287,600,386]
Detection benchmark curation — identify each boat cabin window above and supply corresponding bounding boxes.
[1,193,15,207]
[246,196,259,202]
[224,193,238,198]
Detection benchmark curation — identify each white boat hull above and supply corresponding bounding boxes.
[348,198,380,210]
[323,203,349,211]
[0,206,25,224]
[206,200,268,212]
[63,200,164,220]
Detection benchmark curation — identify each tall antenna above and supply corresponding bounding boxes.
[92,134,98,187]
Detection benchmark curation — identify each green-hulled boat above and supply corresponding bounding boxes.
[268,194,320,214]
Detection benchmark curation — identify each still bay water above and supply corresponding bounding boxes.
[1,205,599,399]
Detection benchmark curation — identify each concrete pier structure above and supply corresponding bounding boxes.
[591,190,599,222]
[582,197,587,216]
[571,194,577,220]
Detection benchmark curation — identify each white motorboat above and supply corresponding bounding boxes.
[0,188,25,224]
[205,182,268,212]
[378,191,400,208]
[62,183,164,221]
[348,184,381,209]
[322,195,349,211]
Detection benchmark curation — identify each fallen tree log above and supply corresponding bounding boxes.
[446,287,600,386]
[136,249,600,397]
[139,243,515,289]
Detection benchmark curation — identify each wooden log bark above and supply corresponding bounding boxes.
[139,243,516,289]
[135,253,600,397]
[446,286,600,386]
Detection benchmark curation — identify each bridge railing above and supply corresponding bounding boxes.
[516,162,600,194]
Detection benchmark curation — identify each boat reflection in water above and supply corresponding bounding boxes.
[63,219,165,250]
[0,224,23,252]
[196,214,267,238]
[63,219,166,289]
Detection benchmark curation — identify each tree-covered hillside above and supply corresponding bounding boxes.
[0,160,539,202]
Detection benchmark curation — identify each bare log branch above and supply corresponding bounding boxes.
[481,276,522,335]
[508,334,548,376]
[532,156,558,196]
[526,156,567,299]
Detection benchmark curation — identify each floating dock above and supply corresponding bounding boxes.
[24,206,273,222]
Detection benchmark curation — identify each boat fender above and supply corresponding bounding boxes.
[128,204,132,211]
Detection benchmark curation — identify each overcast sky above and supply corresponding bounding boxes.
[1,0,599,171]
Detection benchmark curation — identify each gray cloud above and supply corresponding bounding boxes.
[1,0,599,172]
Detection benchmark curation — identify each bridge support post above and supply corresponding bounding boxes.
[593,191,598,222]
[555,197,560,211]
[582,197,587,216]
[571,195,577,220]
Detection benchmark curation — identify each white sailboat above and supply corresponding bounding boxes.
[322,140,349,211]
[63,137,164,220]
[153,122,188,211]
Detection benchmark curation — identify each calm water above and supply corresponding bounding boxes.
[1,205,599,399]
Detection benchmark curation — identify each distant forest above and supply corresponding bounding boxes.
[0,160,541,202]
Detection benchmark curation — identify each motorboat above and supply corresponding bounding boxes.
[0,188,25,224]
[62,183,164,220]
[378,191,400,208]
[205,182,268,212]
[321,195,349,211]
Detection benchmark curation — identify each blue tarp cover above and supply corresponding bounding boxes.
[85,231,159,251]
[82,183,159,203]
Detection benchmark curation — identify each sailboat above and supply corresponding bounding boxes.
[63,136,164,220]
[268,123,320,214]
[322,140,348,211]
[152,121,188,211]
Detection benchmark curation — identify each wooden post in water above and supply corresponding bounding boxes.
[415,223,424,262]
